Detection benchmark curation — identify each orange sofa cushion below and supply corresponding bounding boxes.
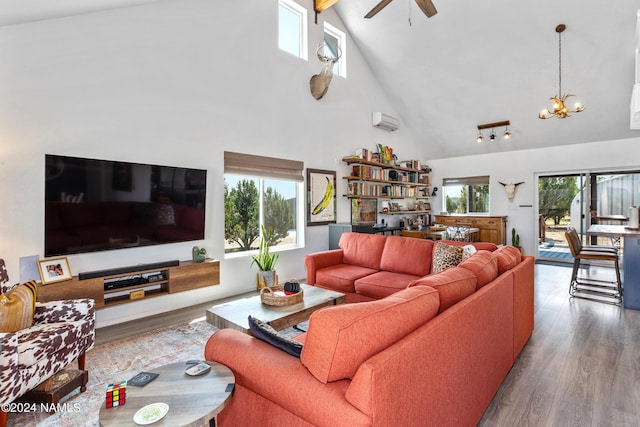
[301,286,440,384]
[354,271,422,300]
[408,267,477,312]
[493,245,522,274]
[339,232,387,270]
[458,250,499,289]
[315,264,379,294]
[379,236,434,276]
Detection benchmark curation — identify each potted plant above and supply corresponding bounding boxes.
[252,225,280,289]
[512,227,523,254]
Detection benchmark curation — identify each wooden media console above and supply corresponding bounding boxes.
[36,259,220,309]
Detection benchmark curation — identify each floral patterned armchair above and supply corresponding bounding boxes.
[0,275,95,427]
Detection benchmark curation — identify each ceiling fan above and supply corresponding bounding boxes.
[364,0,437,19]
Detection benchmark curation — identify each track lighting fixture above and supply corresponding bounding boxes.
[476,120,510,143]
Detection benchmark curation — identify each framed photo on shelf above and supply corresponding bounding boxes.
[423,202,431,211]
[307,169,336,226]
[351,199,377,225]
[38,257,72,285]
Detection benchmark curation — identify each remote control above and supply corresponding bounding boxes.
[185,362,211,376]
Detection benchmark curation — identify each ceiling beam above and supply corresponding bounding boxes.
[477,120,510,130]
[314,0,340,13]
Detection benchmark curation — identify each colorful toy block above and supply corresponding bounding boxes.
[105,381,127,408]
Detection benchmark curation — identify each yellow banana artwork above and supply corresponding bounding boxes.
[312,177,333,215]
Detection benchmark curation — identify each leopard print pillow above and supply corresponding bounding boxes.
[432,242,464,273]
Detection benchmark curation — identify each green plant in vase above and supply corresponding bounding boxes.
[252,225,280,289]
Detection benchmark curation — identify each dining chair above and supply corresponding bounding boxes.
[564,229,622,304]
[445,226,471,242]
[566,226,617,254]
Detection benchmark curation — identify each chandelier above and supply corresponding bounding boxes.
[539,24,585,119]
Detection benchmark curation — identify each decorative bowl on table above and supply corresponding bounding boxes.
[260,284,303,306]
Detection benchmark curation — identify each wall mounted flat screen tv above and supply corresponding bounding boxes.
[45,154,207,257]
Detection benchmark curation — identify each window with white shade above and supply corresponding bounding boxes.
[224,152,305,256]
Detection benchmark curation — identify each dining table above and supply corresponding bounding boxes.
[587,224,640,309]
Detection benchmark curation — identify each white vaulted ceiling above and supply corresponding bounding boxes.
[334,0,640,158]
[2,0,639,159]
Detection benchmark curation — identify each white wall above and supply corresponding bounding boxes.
[0,0,419,326]
[427,137,640,256]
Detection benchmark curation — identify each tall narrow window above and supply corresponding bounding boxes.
[443,176,490,214]
[224,152,304,255]
[279,0,308,60]
[323,22,346,77]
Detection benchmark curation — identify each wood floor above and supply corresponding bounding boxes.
[480,263,640,426]
[96,263,640,425]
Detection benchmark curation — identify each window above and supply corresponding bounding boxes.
[279,0,308,60]
[323,22,346,77]
[443,176,490,214]
[224,152,304,255]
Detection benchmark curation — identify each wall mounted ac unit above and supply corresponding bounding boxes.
[372,112,399,131]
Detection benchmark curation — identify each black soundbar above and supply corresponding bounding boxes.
[79,260,180,280]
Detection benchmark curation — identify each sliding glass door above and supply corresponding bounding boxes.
[538,173,586,263]
[537,169,640,262]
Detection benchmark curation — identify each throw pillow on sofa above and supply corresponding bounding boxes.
[432,242,478,274]
[462,244,477,261]
[0,280,38,333]
[248,315,303,357]
[432,241,463,273]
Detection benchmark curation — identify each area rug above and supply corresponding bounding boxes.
[7,319,219,427]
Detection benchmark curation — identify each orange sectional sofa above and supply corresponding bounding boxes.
[305,232,498,302]
[204,233,534,427]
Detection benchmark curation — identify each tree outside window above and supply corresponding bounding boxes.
[443,176,490,214]
[224,175,296,253]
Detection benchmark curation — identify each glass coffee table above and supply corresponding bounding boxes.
[99,361,234,427]
[206,284,346,334]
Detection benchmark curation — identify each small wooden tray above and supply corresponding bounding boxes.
[260,286,303,306]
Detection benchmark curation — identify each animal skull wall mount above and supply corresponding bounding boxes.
[498,181,524,202]
[310,42,342,100]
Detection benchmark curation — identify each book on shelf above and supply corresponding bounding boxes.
[355,148,372,161]
[351,164,382,180]
[399,160,421,170]
[348,182,382,197]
